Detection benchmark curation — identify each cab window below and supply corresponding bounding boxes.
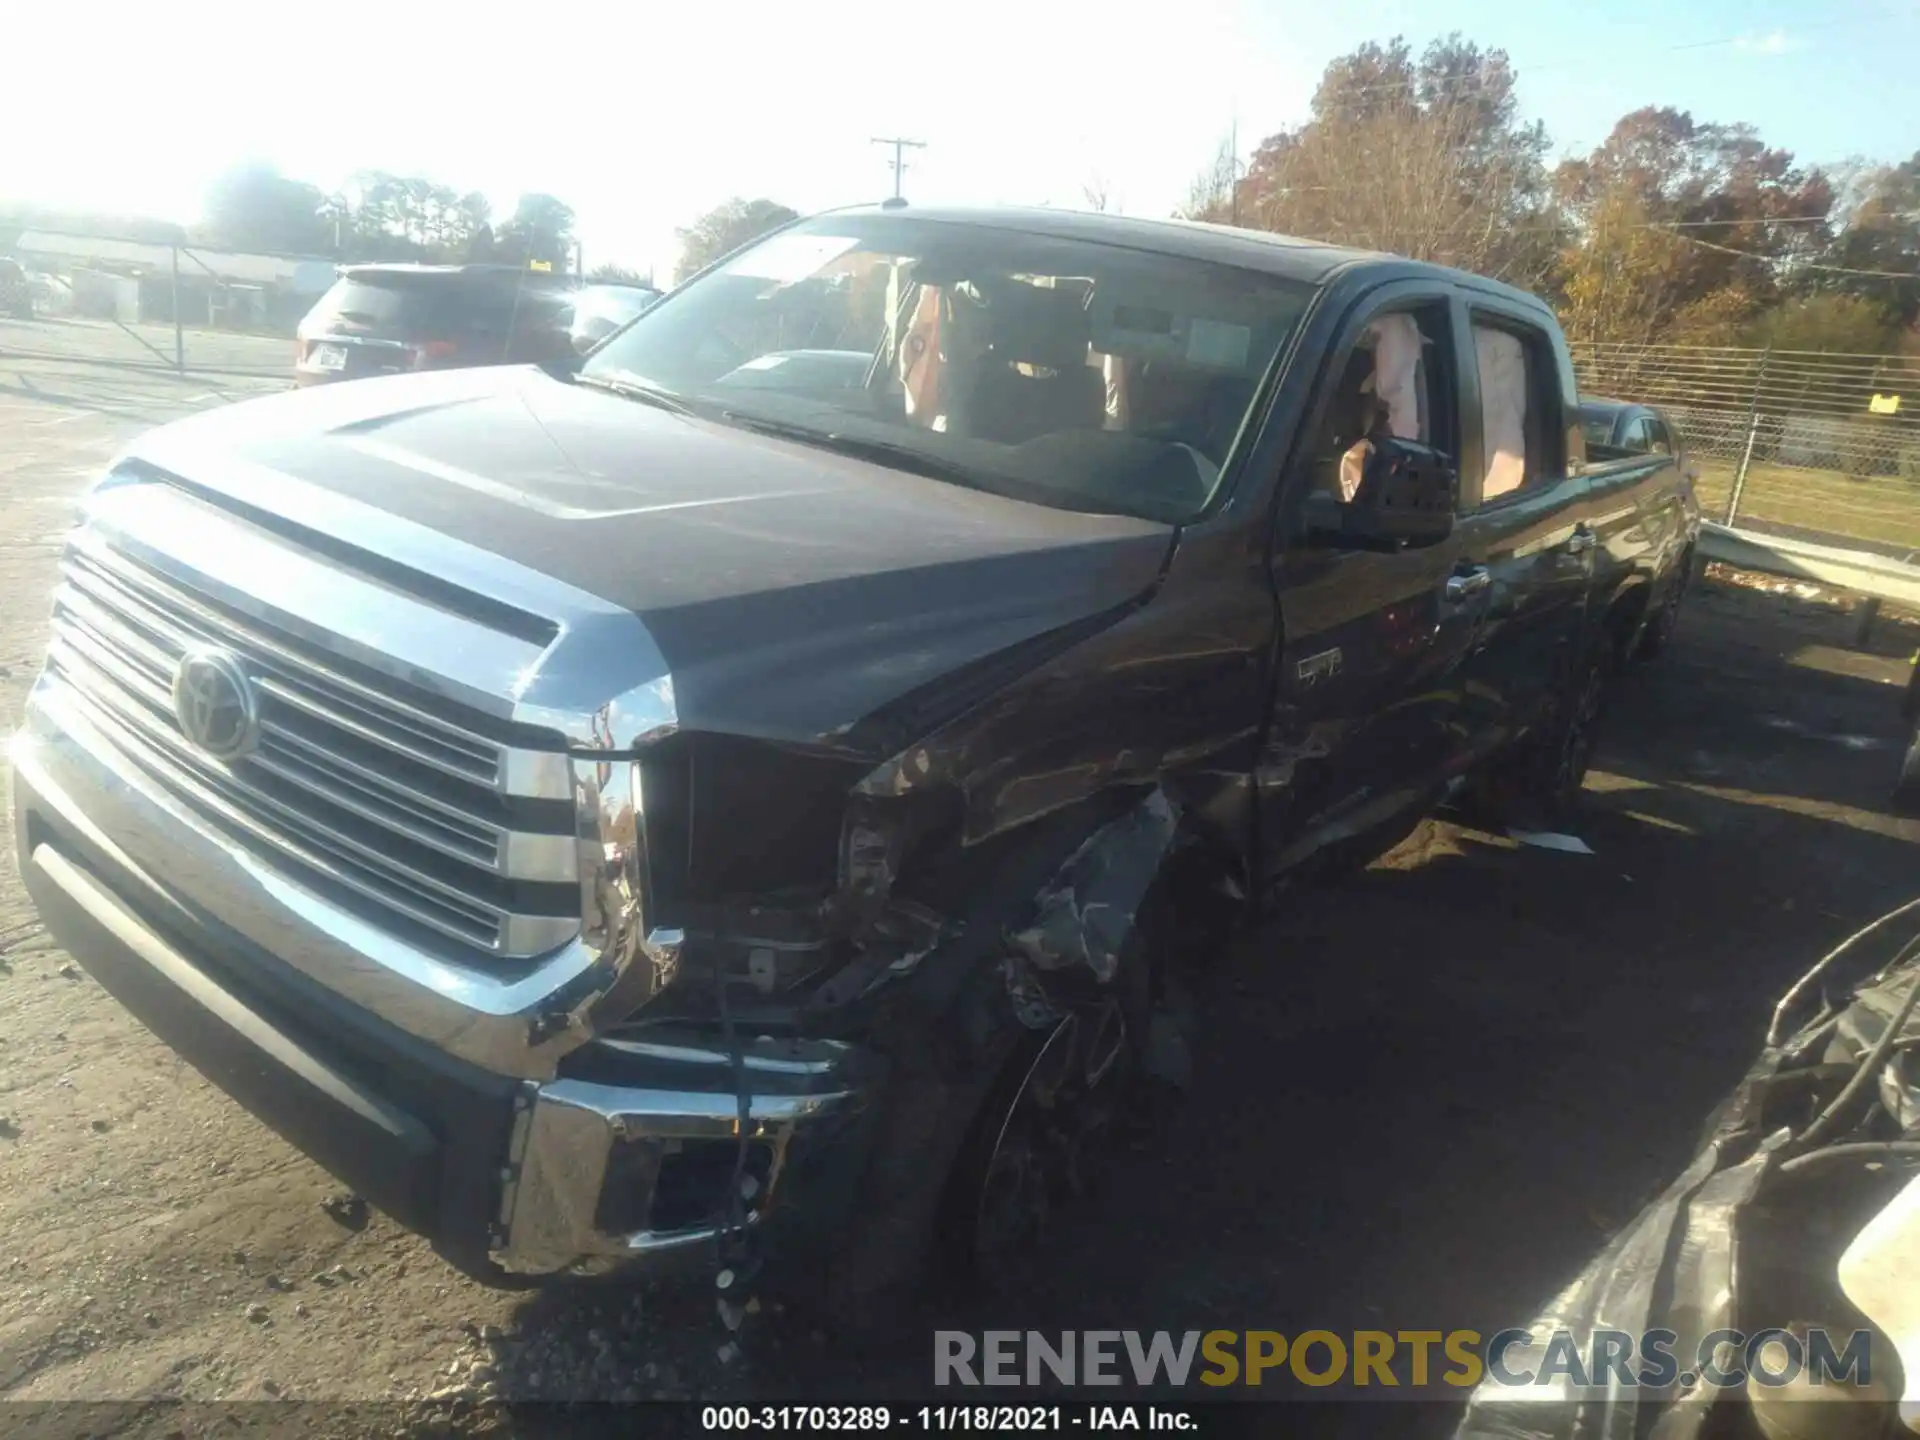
[1303,302,1457,505]
[1468,313,1561,505]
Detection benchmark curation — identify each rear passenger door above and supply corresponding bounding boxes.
[1445,299,1593,769]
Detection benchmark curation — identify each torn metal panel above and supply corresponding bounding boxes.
[1005,788,1180,985]
[1455,1055,1788,1440]
[845,569,1269,854]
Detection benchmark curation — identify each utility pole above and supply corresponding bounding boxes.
[871,137,926,200]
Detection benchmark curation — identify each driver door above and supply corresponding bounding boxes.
[1258,284,1490,880]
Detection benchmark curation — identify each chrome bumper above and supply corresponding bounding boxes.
[496,1064,865,1275]
[10,688,877,1278]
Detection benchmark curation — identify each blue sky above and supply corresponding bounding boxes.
[2,0,1913,274]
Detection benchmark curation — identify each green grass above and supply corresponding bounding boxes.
[1693,457,1920,554]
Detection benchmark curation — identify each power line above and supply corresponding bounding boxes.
[1669,228,1920,280]
[871,137,926,200]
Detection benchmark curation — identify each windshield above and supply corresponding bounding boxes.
[581,215,1316,522]
[304,275,456,336]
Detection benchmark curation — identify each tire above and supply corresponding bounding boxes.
[1538,643,1612,820]
[1470,639,1615,830]
[794,906,1157,1327]
[935,899,1160,1298]
[1893,723,1920,817]
[1637,551,1692,660]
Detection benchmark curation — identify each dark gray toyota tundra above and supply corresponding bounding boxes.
[8,205,1697,1307]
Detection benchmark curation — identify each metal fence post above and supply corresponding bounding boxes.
[171,245,185,374]
[1723,344,1771,528]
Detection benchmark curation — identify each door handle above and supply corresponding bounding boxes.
[1444,566,1492,602]
[1564,526,1597,556]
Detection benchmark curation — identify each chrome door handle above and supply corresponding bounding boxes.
[1445,566,1492,602]
[1565,526,1596,556]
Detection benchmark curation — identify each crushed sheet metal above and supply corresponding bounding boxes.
[1454,1051,1788,1440]
[806,900,957,1011]
[1001,952,1063,1030]
[1005,788,1180,986]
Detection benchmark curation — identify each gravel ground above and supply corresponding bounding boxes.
[3,354,1919,1429]
[0,314,290,377]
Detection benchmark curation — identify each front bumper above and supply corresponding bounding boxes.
[9,695,880,1281]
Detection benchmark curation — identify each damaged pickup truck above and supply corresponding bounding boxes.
[8,204,1697,1308]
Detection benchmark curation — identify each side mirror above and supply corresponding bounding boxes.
[1298,437,1457,550]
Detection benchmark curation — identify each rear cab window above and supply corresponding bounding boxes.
[303,270,573,343]
[1464,307,1568,510]
[304,275,457,338]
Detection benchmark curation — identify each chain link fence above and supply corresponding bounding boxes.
[1570,340,1920,555]
[0,228,317,379]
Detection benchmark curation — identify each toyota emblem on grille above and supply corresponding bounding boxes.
[171,648,260,761]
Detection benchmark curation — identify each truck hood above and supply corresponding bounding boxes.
[121,365,1175,751]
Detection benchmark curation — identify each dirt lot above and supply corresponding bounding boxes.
[4,355,1920,1426]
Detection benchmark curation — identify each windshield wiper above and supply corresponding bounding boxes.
[574,371,698,417]
[720,413,988,489]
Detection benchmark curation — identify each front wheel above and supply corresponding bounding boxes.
[1893,722,1920,817]
[1469,642,1614,830]
[1538,646,1611,819]
[939,911,1157,1294]
[1638,552,1692,660]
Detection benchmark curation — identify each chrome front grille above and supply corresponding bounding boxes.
[45,533,580,960]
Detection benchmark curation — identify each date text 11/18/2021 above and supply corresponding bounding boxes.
[700,1405,1201,1431]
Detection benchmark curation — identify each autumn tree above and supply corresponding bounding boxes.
[1193,36,1560,287]
[200,162,331,254]
[338,173,501,262]
[1554,107,1834,345]
[1813,152,1920,332]
[674,198,798,283]
[588,263,653,286]
[496,193,577,268]
[1744,293,1898,354]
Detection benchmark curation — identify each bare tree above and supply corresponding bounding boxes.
[1082,171,1120,214]
[1179,136,1239,221]
[1186,37,1559,288]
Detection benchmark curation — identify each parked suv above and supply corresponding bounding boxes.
[294,264,575,385]
[13,206,1696,1312]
